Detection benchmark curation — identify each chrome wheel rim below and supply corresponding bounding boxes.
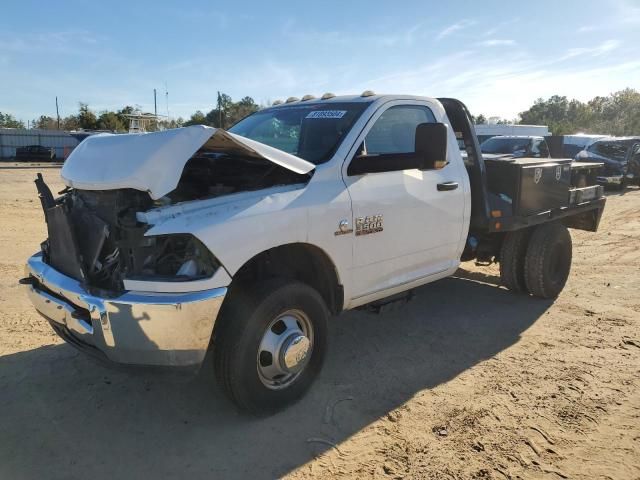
[257,309,313,390]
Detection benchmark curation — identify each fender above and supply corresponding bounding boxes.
[141,176,351,297]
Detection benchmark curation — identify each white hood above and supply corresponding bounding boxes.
[61,125,315,199]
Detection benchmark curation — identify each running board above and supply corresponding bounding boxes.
[358,290,415,314]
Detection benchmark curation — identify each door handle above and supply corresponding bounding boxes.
[437,181,459,191]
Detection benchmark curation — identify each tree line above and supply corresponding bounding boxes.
[0,94,261,132]
[1,88,638,136]
[473,88,640,136]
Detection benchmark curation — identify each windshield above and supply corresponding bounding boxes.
[587,141,631,162]
[480,137,531,154]
[229,102,369,164]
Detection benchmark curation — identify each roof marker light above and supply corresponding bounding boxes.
[272,100,283,106]
[285,97,299,103]
[301,94,316,101]
[361,90,376,97]
[321,92,336,100]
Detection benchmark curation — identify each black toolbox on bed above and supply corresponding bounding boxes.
[484,157,573,216]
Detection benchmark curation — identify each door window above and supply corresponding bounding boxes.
[364,105,436,155]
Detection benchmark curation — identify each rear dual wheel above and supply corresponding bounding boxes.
[524,223,572,298]
[500,223,572,299]
[499,228,531,293]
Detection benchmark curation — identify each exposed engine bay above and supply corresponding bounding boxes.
[168,151,309,203]
[35,150,310,294]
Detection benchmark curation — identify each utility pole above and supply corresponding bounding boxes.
[217,91,223,128]
[154,89,157,116]
[165,82,169,121]
[55,96,60,130]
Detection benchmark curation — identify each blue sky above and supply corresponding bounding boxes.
[1,0,639,123]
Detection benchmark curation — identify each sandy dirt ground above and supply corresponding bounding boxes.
[1,165,639,480]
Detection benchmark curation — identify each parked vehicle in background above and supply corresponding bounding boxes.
[23,94,605,414]
[0,129,80,161]
[545,134,606,159]
[562,134,606,158]
[480,135,550,158]
[474,124,550,144]
[15,145,57,162]
[575,137,640,189]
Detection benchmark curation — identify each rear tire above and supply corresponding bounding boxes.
[214,278,329,414]
[499,229,531,293]
[524,223,572,299]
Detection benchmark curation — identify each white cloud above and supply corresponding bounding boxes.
[436,19,476,40]
[353,46,640,119]
[482,17,520,37]
[560,39,620,61]
[480,39,516,47]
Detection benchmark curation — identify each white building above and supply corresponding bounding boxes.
[474,124,550,143]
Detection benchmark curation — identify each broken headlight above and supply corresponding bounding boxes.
[117,233,220,282]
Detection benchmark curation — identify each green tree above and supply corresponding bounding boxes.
[158,117,184,129]
[183,110,207,126]
[32,115,58,129]
[77,103,98,130]
[116,106,135,131]
[204,108,223,127]
[61,115,80,131]
[97,111,126,131]
[592,88,640,135]
[201,94,258,128]
[474,114,487,124]
[206,93,234,128]
[228,96,258,126]
[0,112,25,128]
[519,89,640,135]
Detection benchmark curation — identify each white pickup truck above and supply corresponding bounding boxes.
[24,93,606,413]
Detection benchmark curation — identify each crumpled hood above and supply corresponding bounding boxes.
[61,125,315,200]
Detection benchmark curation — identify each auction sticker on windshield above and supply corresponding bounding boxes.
[306,110,347,119]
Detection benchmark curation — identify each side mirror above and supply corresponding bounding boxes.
[415,122,448,170]
[347,122,448,175]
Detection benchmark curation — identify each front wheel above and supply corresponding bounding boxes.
[213,278,329,414]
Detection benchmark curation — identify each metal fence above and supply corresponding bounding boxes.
[0,128,79,160]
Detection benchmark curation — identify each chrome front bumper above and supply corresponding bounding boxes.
[24,253,227,368]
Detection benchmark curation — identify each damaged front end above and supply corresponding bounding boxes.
[25,173,227,368]
[23,126,315,368]
[35,175,218,294]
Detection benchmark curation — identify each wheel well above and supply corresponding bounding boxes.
[227,243,343,314]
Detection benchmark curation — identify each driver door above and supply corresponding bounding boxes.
[342,101,466,302]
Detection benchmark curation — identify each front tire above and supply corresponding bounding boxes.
[214,278,329,414]
[524,223,572,298]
